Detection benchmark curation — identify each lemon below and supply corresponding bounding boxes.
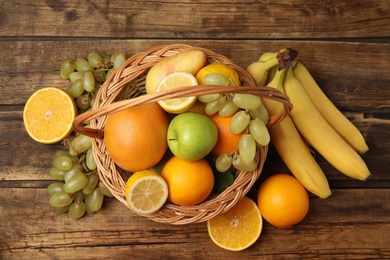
[196,63,240,86]
[155,72,198,114]
[125,170,168,214]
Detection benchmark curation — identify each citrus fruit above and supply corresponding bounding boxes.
[125,170,168,214]
[104,102,168,173]
[155,71,198,114]
[257,173,309,228]
[208,113,242,155]
[207,196,262,251]
[23,87,77,144]
[160,156,214,206]
[196,63,240,86]
[187,100,207,115]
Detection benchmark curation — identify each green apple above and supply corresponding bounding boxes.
[167,112,218,161]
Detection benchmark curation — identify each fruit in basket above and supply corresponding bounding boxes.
[257,173,309,228]
[104,102,169,172]
[161,156,214,206]
[23,87,77,144]
[207,196,262,251]
[208,113,242,156]
[125,170,169,214]
[167,112,218,161]
[145,49,207,94]
[155,71,198,114]
[196,63,240,86]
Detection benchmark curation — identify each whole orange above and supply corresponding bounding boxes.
[208,113,242,155]
[104,102,169,173]
[257,173,309,228]
[160,156,214,206]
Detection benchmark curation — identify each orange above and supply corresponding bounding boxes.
[208,113,242,155]
[125,170,168,214]
[187,100,207,115]
[23,87,77,144]
[207,196,262,251]
[196,63,240,86]
[160,156,214,206]
[104,102,169,173]
[257,173,309,228]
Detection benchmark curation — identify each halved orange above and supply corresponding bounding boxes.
[207,196,263,251]
[23,87,77,144]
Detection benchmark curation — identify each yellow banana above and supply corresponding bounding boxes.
[246,52,279,86]
[283,66,370,181]
[258,51,279,62]
[263,66,331,198]
[293,62,369,154]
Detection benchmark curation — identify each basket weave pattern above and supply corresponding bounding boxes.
[73,44,293,225]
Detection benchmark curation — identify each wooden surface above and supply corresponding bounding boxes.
[1,0,389,259]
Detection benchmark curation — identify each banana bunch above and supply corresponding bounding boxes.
[246,48,370,198]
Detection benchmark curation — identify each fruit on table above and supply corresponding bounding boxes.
[160,156,214,206]
[283,66,370,181]
[145,49,207,94]
[23,87,77,144]
[167,112,218,161]
[155,71,198,114]
[125,170,169,214]
[257,173,309,228]
[104,102,169,172]
[293,62,369,154]
[207,196,262,251]
[196,63,241,86]
[245,51,279,86]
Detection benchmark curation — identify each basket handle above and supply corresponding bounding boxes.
[72,85,293,139]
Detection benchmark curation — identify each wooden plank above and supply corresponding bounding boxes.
[0,40,389,112]
[1,0,389,39]
[1,188,389,259]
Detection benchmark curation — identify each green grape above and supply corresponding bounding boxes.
[86,148,97,171]
[49,167,67,181]
[249,118,271,146]
[70,134,92,154]
[69,71,83,83]
[82,174,99,195]
[55,205,70,214]
[218,99,239,117]
[86,188,104,212]
[50,190,73,208]
[87,51,104,68]
[66,79,84,98]
[54,150,71,157]
[98,181,114,197]
[52,155,73,171]
[232,94,262,110]
[74,57,93,72]
[82,70,95,92]
[205,96,226,115]
[105,68,114,81]
[229,110,250,134]
[73,190,85,203]
[198,93,221,103]
[93,69,106,84]
[76,94,92,110]
[215,153,233,172]
[69,201,86,219]
[111,51,126,69]
[202,73,230,86]
[60,60,75,80]
[232,154,257,172]
[64,163,83,182]
[63,172,89,193]
[238,134,257,164]
[248,105,269,124]
[47,182,64,196]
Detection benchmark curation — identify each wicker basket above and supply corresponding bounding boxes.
[72,44,292,225]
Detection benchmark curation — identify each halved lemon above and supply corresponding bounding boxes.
[23,87,77,144]
[155,71,198,114]
[125,170,168,214]
[207,196,263,251]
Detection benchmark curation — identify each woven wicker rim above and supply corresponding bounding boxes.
[72,44,293,225]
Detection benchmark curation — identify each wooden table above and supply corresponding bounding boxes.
[1,1,389,259]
